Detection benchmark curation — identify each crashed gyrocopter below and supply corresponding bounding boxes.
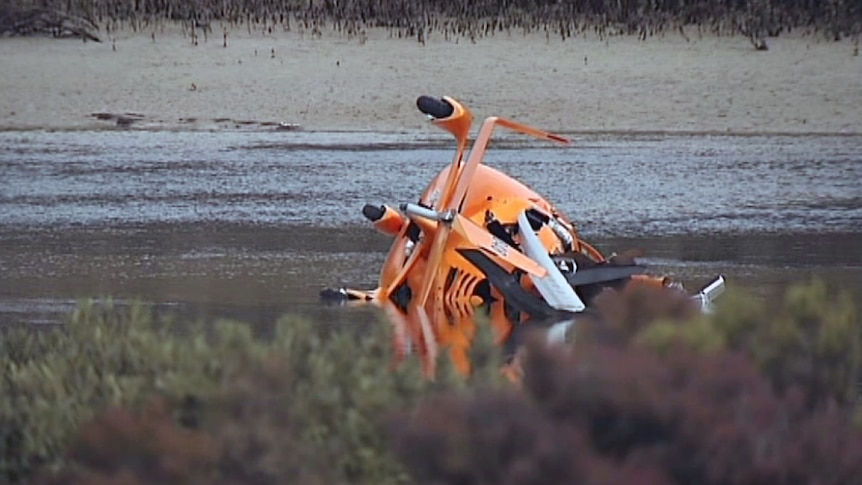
[322,95,725,378]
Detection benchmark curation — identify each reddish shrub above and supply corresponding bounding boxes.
[577,283,702,348]
[392,341,862,485]
[390,391,673,485]
[33,354,386,485]
[36,400,217,485]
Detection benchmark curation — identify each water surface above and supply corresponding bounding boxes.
[1,130,860,325]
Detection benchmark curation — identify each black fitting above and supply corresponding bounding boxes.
[525,208,549,231]
[416,96,454,119]
[362,204,385,222]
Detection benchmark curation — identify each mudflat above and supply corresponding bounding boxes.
[1,25,860,133]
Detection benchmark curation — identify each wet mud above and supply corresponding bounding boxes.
[1,130,860,326]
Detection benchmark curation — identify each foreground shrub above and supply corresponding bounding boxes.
[392,281,862,484]
[4,300,504,485]
[34,369,337,485]
[0,301,346,483]
[394,340,862,485]
[36,401,218,485]
[33,321,506,485]
[638,280,862,409]
[8,280,862,484]
[0,300,229,483]
[577,281,702,348]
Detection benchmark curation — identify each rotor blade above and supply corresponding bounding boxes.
[452,214,547,277]
[516,211,585,313]
[443,117,570,213]
[405,120,492,306]
[494,118,571,145]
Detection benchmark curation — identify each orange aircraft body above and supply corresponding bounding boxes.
[324,95,725,378]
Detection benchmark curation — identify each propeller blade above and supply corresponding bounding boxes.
[406,108,567,307]
[436,140,467,211]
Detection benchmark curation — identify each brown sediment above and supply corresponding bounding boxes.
[1,26,860,134]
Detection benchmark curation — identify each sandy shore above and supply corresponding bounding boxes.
[1,25,860,133]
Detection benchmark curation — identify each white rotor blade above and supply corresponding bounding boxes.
[517,211,586,313]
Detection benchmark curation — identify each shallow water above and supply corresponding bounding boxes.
[1,130,860,325]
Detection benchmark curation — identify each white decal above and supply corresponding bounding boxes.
[490,237,509,256]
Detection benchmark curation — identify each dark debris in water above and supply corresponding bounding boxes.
[91,112,145,127]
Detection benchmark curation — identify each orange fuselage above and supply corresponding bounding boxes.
[375,163,603,375]
[353,95,678,379]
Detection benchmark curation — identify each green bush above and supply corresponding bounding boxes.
[394,339,862,485]
[1,300,224,482]
[2,299,504,485]
[392,281,862,485]
[637,280,862,409]
[6,280,862,484]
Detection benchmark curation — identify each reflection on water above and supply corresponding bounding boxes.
[0,130,860,325]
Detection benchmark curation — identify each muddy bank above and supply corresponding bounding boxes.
[1,27,861,133]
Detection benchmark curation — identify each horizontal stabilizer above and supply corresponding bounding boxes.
[562,264,646,286]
